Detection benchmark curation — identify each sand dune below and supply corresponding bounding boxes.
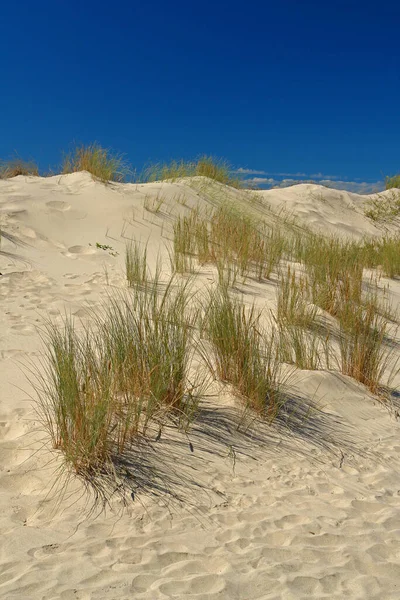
[1,173,400,599]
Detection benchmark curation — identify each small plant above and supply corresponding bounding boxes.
[62,143,131,183]
[0,156,39,178]
[89,242,119,257]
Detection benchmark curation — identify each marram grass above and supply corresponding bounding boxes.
[62,143,131,183]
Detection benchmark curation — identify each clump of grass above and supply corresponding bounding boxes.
[337,291,390,394]
[209,204,285,280]
[385,174,400,190]
[261,227,286,280]
[31,273,204,490]
[170,202,285,281]
[277,325,326,371]
[62,143,131,183]
[32,318,117,477]
[0,157,39,178]
[125,241,149,287]
[275,265,328,370]
[195,156,241,187]
[143,155,241,188]
[172,212,198,274]
[363,235,400,279]
[99,278,200,423]
[300,234,364,316]
[201,288,285,419]
[276,266,317,328]
[193,215,212,265]
[364,190,400,224]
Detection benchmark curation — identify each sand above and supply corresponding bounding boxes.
[1,172,400,600]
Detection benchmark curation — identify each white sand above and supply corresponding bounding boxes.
[1,173,400,599]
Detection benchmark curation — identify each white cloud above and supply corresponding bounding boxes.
[273,172,308,177]
[309,173,341,180]
[235,168,268,175]
[236,168,307,177]
[243,177,276,186]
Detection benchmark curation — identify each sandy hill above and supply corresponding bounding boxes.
[1,173,400,600]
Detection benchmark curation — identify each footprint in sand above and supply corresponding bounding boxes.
[46,200,71,212]
[65,245,97,256]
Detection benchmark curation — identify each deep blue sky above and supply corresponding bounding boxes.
[1,0,399,191]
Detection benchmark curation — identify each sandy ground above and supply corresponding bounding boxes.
[1,173,400,600]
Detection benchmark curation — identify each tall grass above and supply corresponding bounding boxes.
[142,155,242,188]
[337,291,390,394]
[278,325,326,371]
[31,273,204,487]
[299,234,364,316]
[172,202,285,281]
[201,288,285,419]
[125,240,149,288]
[62,143,131,183]
[292,231,396,392]
[172,212,198,274]
[33,318,117,477]
[98,278,200,421]
[276,265,327,370]
[276,266,317,328]
[362,235,400,279]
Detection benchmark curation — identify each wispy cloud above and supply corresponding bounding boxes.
[235,168,268,175]
[236,166,384,194]
[244,177,276,186]
[236,168,307,177]
[309,173,341,180]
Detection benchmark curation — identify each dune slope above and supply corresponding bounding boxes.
[1,173,400,600]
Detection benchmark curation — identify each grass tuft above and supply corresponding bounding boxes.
[0,157,39,178]
[201,288,285,419]
[364,190,400,224]
[385,174,400,190]
[337,290,390,394]
[31,272,205,492]
[142,155,241,188]
[62,143,131,183]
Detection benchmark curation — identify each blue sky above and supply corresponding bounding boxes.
[1,0,399,192]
